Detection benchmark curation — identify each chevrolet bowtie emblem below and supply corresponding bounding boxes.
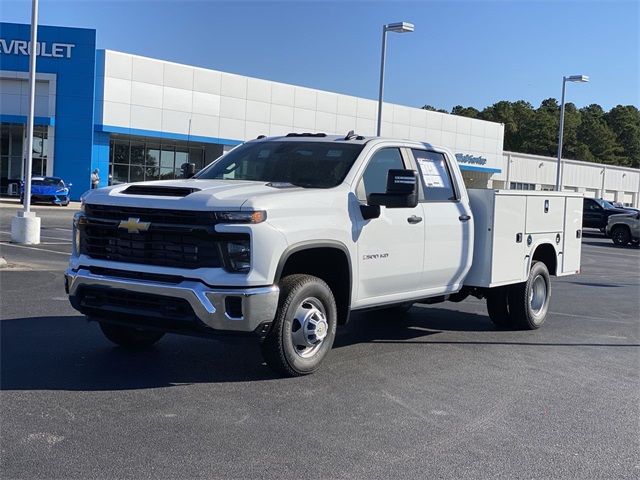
[118,217,151,234]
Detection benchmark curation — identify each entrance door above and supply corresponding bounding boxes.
[353,147,425,301]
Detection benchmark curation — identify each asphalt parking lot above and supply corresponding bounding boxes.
[1,200,638,480]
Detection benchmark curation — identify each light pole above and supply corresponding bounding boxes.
[376,21,414,137]
[11,0,41,244]
[555,74,589,191]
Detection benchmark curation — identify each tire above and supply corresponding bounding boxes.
[486,286,515,329]
[99,321,165,348]
[507,261,551,330]
[611,226,631,246]
[261,274,337,377]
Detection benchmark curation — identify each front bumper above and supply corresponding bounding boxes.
[65,268,279,335]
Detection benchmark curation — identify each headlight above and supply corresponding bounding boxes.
[72,212,86,256]
[224,240,251,273]
[216,211,266,224]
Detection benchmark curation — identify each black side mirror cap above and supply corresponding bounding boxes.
[360,204,381,220]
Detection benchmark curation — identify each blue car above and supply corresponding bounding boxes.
[20,176,72,206]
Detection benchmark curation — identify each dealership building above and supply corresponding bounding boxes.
[1,22,638,205]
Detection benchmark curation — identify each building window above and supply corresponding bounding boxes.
[108,134,221,185]
[510,182,536,191]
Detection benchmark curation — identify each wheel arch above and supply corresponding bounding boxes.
[275,241,352,325]
[531,242,557,276]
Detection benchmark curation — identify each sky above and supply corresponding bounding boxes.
[2,0,638,111]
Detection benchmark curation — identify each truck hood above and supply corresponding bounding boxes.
[82,179,330,211]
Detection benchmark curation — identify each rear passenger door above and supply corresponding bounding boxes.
[410,149,472,293]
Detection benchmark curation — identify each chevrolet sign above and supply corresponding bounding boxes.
[0,39,75,58]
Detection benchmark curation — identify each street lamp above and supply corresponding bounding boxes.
[376,21,414,136]
[555,74,589,191]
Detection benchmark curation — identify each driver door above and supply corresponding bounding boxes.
[352,147,425,302]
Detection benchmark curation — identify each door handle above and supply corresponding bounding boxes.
[459,214,471,222]
[407,215,423,224]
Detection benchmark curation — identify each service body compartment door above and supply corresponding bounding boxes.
[561,196,583,274]
[492,195,527,284]
[526,196,564,233]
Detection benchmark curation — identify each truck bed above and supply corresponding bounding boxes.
[464,189,583,288]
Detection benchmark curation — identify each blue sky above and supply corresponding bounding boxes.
[3,0,638,111]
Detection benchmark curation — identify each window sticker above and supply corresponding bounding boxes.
[416,157,452,190]
[326,150,343,157]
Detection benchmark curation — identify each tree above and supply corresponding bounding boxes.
[578,104,626,165]
[421,105,448,113]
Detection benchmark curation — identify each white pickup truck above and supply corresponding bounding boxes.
[66,133,583,376]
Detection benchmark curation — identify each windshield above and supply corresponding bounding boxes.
[32,178,64,188]
[195,141,365,188]
[593,198,617,209]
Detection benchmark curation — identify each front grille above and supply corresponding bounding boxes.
[81,205,246,269]
[78,286,196,322]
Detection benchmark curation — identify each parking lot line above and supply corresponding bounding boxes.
[0,242,71,256]
[0,230,70,241]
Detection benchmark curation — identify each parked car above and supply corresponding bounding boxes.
[606,212,640,246]
[20,176,72,206]
[582,198,629,233]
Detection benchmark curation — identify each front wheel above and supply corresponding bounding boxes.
[98,321,165,348]
[611,226,631,246]
[508,261,551,330]
[261,274,337,377]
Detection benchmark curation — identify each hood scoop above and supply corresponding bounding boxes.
[122,185,201,197]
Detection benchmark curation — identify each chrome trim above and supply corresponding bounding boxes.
[66,268,279,333]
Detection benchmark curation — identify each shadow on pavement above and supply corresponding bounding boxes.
[2,308,637,391]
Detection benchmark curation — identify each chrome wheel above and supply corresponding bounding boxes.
[289,297,328,358]
[529,275,547,316]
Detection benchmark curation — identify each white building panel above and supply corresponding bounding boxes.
[270,104,294,126]
[102,100,131,128]
[161,109,191,134]
[293,108,316,130]
[192,91,220,117]
[190,113,219,138]
[103,76,131,104]
[315,111,337,133]
[245,100,271,124]
[336,114,356,133]
[316,91,338,114]
[271,83,295,107]
[163,63,193,90]
[218,117,245,139]
[355,117,376,136]
[336,95,357,117]
[246,78,272,103]
[131,55,163,86]
[294,87,317,111]
[356,98,377,121]
[104,51,132,80]
[193,68,221,95]
[131,81,162,109]
[130,105,162,131]
[410,108,428,128]
[162,86,192,113]
[219,96,246,121]
[245,120,270,139]
[220,72,247,100]
[392,105,412,126]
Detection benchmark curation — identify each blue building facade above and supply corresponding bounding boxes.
[0,22,97,198]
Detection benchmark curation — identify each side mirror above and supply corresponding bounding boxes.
[367,169,418,209]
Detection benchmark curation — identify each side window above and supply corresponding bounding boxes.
[412,149,456,202]
[357,148,405,202]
